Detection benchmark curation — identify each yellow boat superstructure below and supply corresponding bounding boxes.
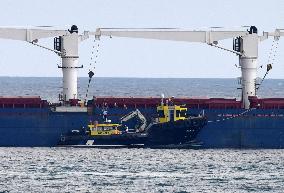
[157,104,187,123]
[88,123,121,136]
[87,103,188,135]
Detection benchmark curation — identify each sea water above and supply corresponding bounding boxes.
[0,77,284,193]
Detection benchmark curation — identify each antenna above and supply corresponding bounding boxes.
[161,93,165,106]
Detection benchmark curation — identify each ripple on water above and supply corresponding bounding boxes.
[0,148,284,192]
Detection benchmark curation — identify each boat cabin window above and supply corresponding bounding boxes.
[176,110,180,117]
[158,110,165,118]
[96,126,117,131]
[176,110,187,118]
[180,110,187,117]
[104,126,112,131]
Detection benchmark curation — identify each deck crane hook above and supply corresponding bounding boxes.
[88,70,95,80]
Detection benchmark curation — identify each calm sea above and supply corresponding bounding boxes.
[0,77,283,102]
[0,77,284,193]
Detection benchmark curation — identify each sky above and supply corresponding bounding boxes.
[0,0,283,78]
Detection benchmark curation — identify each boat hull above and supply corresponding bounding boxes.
[58,118,205,148]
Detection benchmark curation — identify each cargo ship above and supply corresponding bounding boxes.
[0,25,283,148]
[1,95,284,148]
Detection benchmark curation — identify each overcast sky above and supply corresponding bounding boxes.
[0,0,283,78]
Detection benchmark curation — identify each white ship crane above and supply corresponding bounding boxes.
[263,29,284,41]
[92,27,279,109]
[0,26,282,109]
[0,25,89,104]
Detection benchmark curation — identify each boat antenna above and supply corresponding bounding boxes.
[161,93,165,106]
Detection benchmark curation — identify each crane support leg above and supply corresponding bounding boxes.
[61,57,79,101]
[57,26,82,104]
[240,57,257,109]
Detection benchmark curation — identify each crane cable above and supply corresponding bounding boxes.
[207,108,256,124]
[84,39,100,104]
[257,40,279,90]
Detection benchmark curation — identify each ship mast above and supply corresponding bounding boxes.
[92,27,282,109]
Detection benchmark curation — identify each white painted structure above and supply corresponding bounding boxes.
[93,27,283,109]
[238,29,259,109]
[0,26,89,103]
[0,26,282,108]
[57,27,82,102]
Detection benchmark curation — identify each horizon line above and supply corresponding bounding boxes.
[0,76,283,80]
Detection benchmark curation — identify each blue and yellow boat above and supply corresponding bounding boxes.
[58,103,207,148]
